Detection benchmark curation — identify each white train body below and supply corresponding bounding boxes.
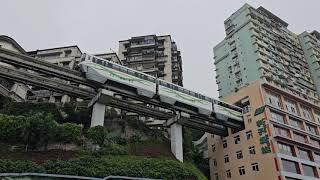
[213,100,243,121]
[158,80,213,115]
[79,53,243,121]
[79,54,156,98]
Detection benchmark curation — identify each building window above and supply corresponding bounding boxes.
[298,148,311,161]
[302,164,316,177]
[249,146,256,155]
[234,135,240,144]
[238,166,245,175]
[246,131,253,140]
[226,170,231,178]
[289,118,302,130]
[214,173,219,180]
[301,106,312,121]
[274,126,290,138]
[314,153,320,163]
[306,124,317,135]
[315,112,320,123]
[265,91,282,108]
[213,159,217,166]
[278,142,294,156]
[293,133,306,143]
[224,155,229,163]
[223,140,227,148]
[310,138,320,148]
[282,159,299,174]
[64,50,72,57]
[270,111,285,123]
[284,98,297,115]
[252,163,259,171]
[236,151,243,159]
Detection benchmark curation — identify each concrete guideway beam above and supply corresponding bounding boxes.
[0,48,94,87]
[88,89,174,120]
[0,65,95,99]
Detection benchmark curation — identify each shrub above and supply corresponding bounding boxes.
[129,133,142,143]
[94,144,128,156]
[0,113,84,150]
[86,126,108,146]
[43,156,204,180]
[0,160,45,173]
[3,102,62,121]
[51,123,83,145]
[0,156,207,180]
[0,113,56,150]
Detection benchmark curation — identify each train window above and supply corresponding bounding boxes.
[142,75,148,80]
[183,89,189,95]
[97,59,102,65]
[112,64,119,70]
[92,57,96,63]
[107,62,112,68]
[160,81,167,87]
[127,69,133,75]
[120,66,126,73]
[189,91,195,96]
[147,76,155,82]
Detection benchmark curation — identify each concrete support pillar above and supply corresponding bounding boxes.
[61,95,70,103]
[170,123,183,162]
[90,102,106,127]
[49,96,55,103]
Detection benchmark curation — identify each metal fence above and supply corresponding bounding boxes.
[0,173,162,180]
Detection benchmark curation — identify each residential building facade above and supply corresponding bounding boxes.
[214,4,319,107]
[299,31,320,95]
[210,4,320,180]
[118,35,183,86]
[209,81,320,180]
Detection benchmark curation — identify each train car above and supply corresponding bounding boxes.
[157,79,213,115]
[212,100,243,121]
[79,53,157,98]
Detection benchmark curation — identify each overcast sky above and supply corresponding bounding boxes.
[2,0,319,98]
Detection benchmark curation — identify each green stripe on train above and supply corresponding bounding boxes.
[162,88,209,104]
[87,62,153,86]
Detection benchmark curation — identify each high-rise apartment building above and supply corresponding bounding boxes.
[299,31,320,95]
[214,4,319,107]
[118,35,183,86]
[210,4,320,180]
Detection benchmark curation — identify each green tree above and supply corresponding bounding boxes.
[86,125,108,147]
[51,123,82,149]
[23,113,56,150]
[0,114,27,145]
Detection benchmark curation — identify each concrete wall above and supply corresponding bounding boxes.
[208,81,278,180]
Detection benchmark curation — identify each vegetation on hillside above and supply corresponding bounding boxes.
[0,96,208,179]
[0,156,207,180]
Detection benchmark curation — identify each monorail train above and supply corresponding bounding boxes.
[79,53,243,121]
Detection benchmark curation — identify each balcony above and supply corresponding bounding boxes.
[130,41,156,48]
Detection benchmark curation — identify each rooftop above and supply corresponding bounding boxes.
[257,6,289,27]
